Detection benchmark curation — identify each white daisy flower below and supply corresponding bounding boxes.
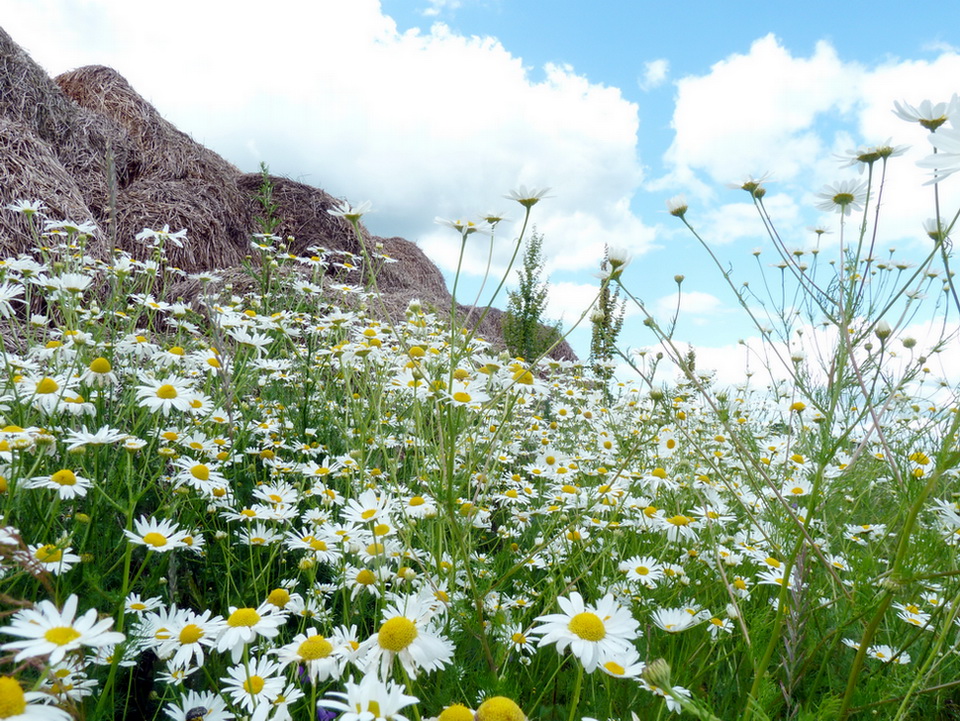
[0,594,124,665]
[531,592,639,673]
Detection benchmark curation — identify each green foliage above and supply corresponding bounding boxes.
[589,247,626,382]
[502,228,562,360]
[252,161,282,236]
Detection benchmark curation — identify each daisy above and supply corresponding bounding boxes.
[123,516,190,552]
[6,198,46,216]
[618,555,664,589]
[136,225,188,248]
[221,655,285,719]
[319,674,419,721]
[0,282,23,319]
[23,468,92,500]
[500,623,536,657]
[62,424,128,451]
[358,592,454,679]
[342,489,395,526]
[597,646,646,679]
[815,179,868,216]
[135,376,194,417]
[756,568,794,589]
[0,594,124,665]
[23,543,81,575]
[475,697,525,721]
[265,680,304,721]
[867,644,910,664]
[284,529,343,565]
[157,609,225,668]
[217,602,287,662]
[650,607,707,634]
[273,628,343,683]
[171,458,228,492]
[893,95,959,131]
[163,689,233,721]
[666,194,688,218]
[124,594,164,615]
[327,200,373,223]
[0,675,73,720]
[236,522,283,547]
[504,185,552,209]
[42,664,100,702]
[532,592,639,672]
[659,513,699,543]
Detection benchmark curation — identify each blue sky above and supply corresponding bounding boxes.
[4,0,960,382]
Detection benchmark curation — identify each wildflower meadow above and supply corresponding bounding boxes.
[2,96,960,721]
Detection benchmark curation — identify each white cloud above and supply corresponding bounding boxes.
[639,59,669,91]
[545,281,602,324]
[665,34,859,184]
[654,290,726,321]
[660,33,960,259]
[697,191,802,246]
[422,0,463,16]
[1,0,652,281]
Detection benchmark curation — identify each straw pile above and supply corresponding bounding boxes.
[0,25,575,360]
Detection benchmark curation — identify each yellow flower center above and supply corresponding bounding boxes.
[44,626,81,646]
[0,677,27,717]
[361,509,377,520]
[511,632,527,645]
[453,391,472,403]
[373,523,390,537]
[603,660,626,675]
[438,704,475,721]
[243,675,265,695]
[512,369,534,385]
[476,696,526,721]
[309,538,328,551]
[191,465,210,481]
[156,384,178,399]
[378,616,418,652]
[568,611,606,641]
[666,514,691,527]
[89,357,112,374]
[355,569,376,585]
[34,544,63,563]
[635,565,649,576]
[227,608,260,627]
[143,532,168,547]
[179,623,204,644]
[298,635,333,660]
[51,469,77,486]
[36,377,59,394]
[267,588,291,608]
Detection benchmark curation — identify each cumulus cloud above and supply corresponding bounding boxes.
[545,281,602,323]
[2,0,652,280]
[661,33,960,257]
[639,59,669,91]
[664,34,860,185]
[653,290,727,321]
[422,0,463,16]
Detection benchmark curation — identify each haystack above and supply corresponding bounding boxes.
[0,26,136,248]
[0,24,576,360]
[56,65,251,270]
[235,174,370,257]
